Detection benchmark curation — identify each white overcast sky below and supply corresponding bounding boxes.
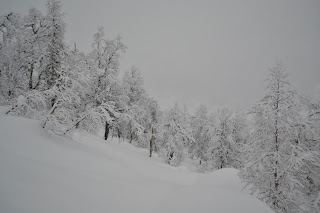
[1,0,320,111]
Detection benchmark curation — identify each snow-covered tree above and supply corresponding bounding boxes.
[122,66,146,143]
[41,48,94,135]
[206,107,235,170]
[230,111,249,169]
[7,46,93,135]
[240,62,320,213]
[0,12,25,101]
[0,3,61,102]
[289,95,320,212]
[123,66,145,105]
[158,103,194,166]
[40,0,66,91]
[1,0,67,100]
[143,97,160,156]
[89,27,127,140]
[22,7,46,90]
[190,105,213,166]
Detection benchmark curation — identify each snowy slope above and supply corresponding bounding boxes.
[0,107,273,213]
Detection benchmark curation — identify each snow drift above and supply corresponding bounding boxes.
[0,107,273,213]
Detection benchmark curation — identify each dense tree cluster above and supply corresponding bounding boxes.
[0,1,319,212]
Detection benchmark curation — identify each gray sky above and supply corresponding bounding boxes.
[1,0,320,111]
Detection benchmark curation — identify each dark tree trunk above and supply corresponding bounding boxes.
[29,64,34,90]
[104,121,109,141]
[273,82,280,209]
[129,132,133,144]
[169,151,174,160]
[117,128,121,141]
[274,92,279,193]
[149,128,155,157]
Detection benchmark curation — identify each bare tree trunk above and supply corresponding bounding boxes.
[6,105,17,115]
[273,82,280,208]
[275,118,279,191]
[129,132,133,143]
[29,63,34,90]
[64,114,88,134]
[43,100,58,129]
[149,128,155,157]
[169,151,174,160]
[104,121,109,141]
[117,128,121,142]
[129,122,133,143]
[273,117,279,209]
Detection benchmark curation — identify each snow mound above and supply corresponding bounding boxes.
[17,95,26,107]
[0,107,273,213]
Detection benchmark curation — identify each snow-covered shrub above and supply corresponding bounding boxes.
[7,91,48,119]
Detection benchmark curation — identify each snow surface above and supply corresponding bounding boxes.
[16,95,26,107]
[0,106,273,213]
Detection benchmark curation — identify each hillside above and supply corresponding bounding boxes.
[0,107,273,213]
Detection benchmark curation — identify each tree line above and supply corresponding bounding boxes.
[0,1,319,212]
